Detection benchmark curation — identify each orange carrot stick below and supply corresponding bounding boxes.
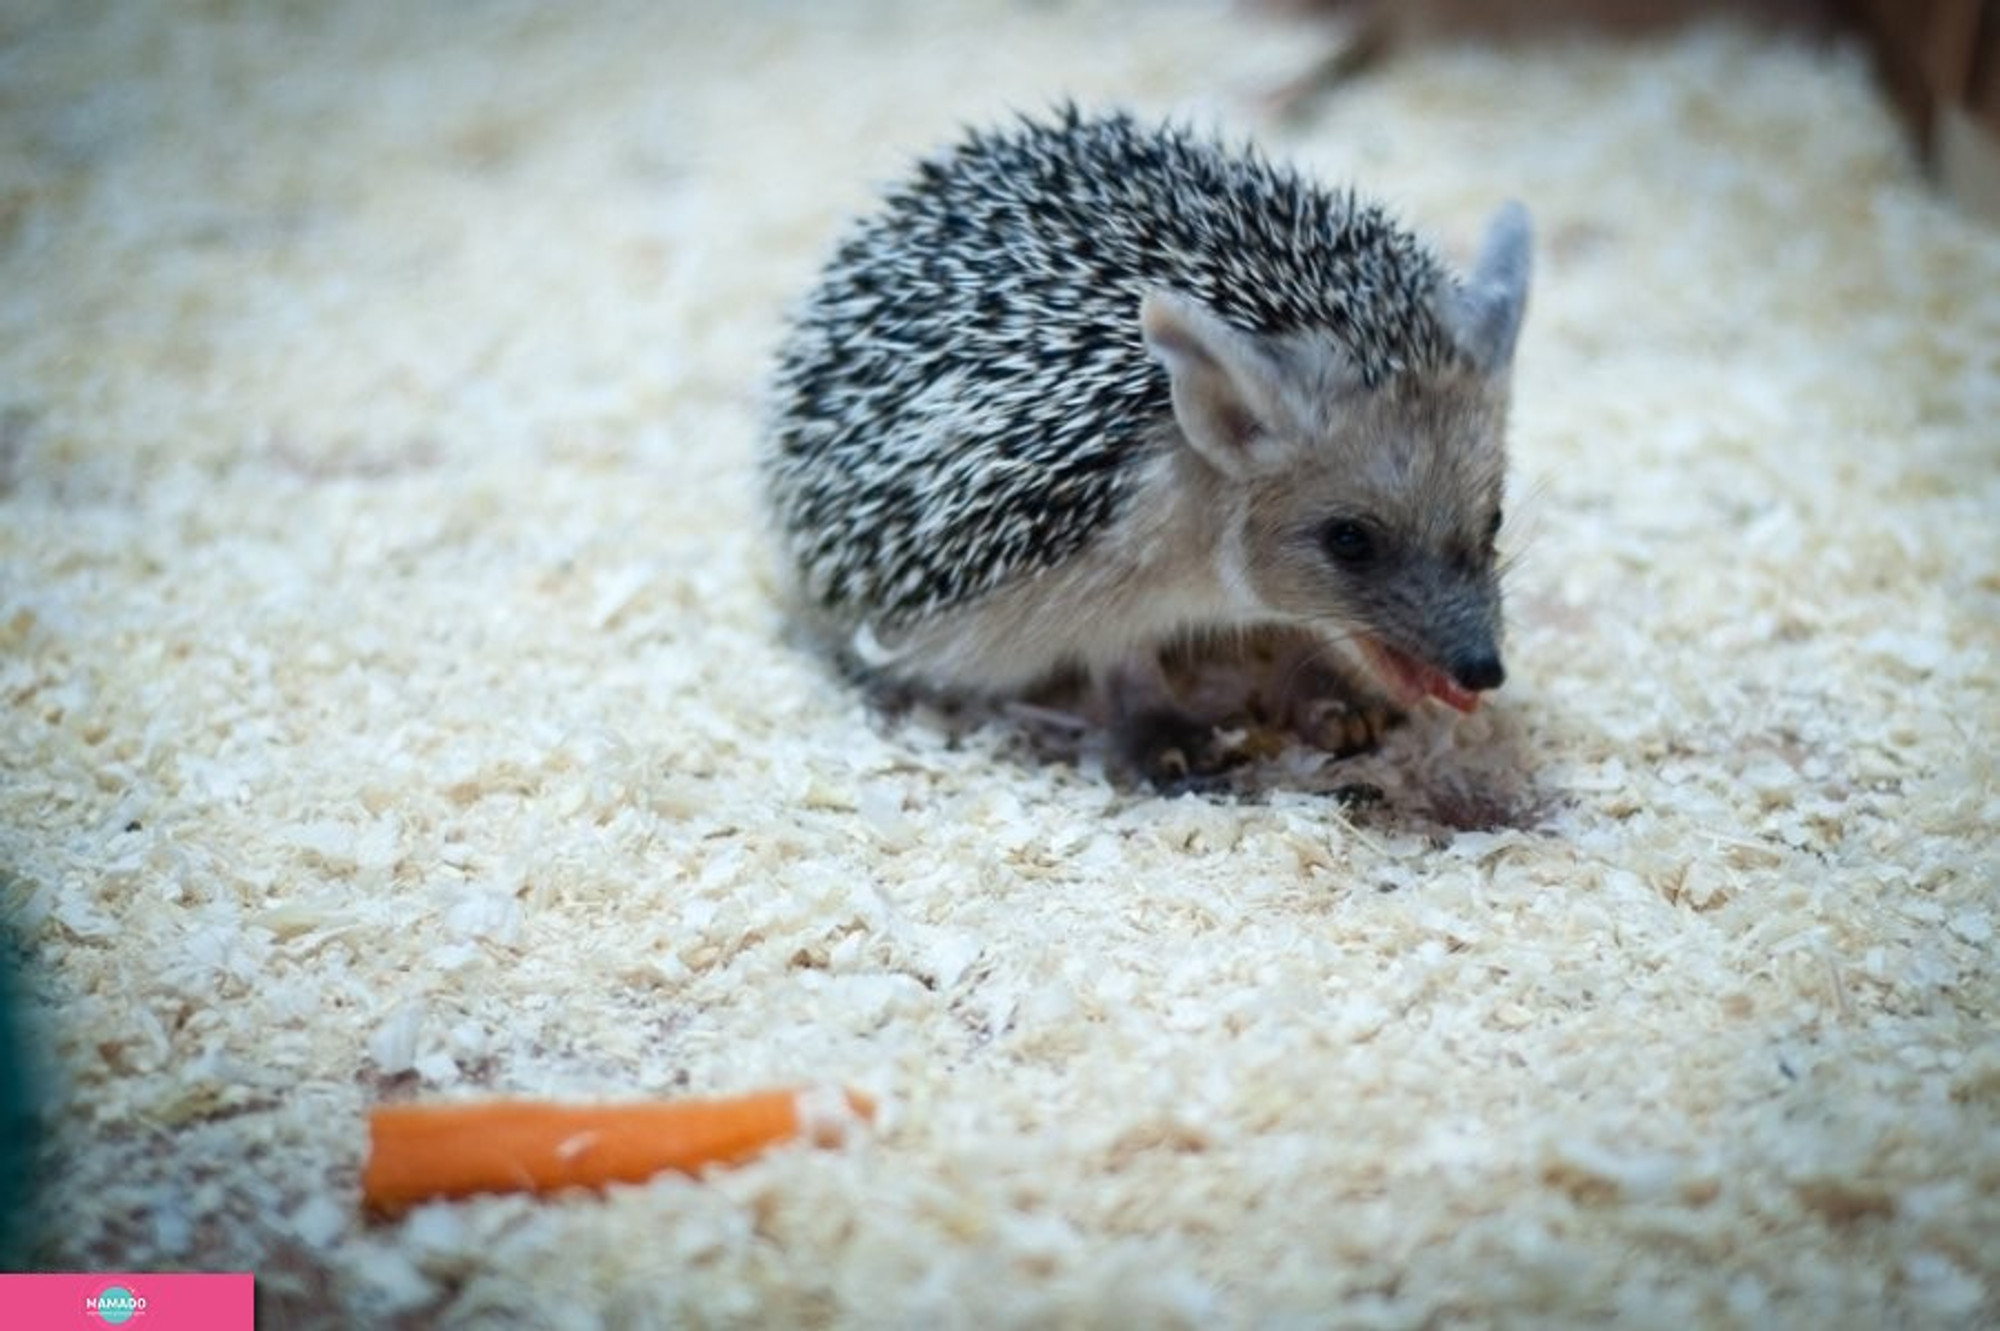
[361,1085,876,1215]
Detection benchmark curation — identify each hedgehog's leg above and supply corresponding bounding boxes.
[1252,626,1402,758]
[1100,651,1249,788]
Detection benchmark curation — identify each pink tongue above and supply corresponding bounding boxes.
[1423,670,1480,714]
[1366,640,1481,713]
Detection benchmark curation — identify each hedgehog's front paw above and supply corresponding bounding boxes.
[1295,696,1400,758]
[1249,626,1401,757]
[1118,707,1250,791]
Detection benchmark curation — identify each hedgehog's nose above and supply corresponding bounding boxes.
[1452,652,1506,693]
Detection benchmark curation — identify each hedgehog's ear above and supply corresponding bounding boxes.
[1140,289,1294,479]
[1443,201,1532,374]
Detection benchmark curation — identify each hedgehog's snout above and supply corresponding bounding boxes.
[1450,649,1505,694]
[1435,587,1507,696]
[1389,563,1507,707]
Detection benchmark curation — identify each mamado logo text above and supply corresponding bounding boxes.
[86,1284,147,1324]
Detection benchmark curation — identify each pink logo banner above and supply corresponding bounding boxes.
[0,1273,253,1329]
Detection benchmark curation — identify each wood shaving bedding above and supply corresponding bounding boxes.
[0,0,1994,1325]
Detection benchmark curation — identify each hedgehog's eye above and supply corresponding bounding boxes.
[1488,508,1504,540]
[1321,518,1377,567]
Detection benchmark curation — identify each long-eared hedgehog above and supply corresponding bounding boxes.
[765,106,1531,775]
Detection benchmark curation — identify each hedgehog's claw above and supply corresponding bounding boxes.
[1117,707,1250,791]
[1295,696,1399,758]
[1249,625,1403,757]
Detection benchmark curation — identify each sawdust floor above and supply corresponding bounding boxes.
[1,1,1995,1326]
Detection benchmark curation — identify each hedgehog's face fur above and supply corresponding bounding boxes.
[1231,364,1509,712]
[1140,204,1530,711]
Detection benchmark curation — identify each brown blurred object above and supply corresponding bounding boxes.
[1256,0,2000,221]
[1841,1,2000,219]
[1255,0,1835,40]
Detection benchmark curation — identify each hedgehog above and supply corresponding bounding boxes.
[764,106,1531,777]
